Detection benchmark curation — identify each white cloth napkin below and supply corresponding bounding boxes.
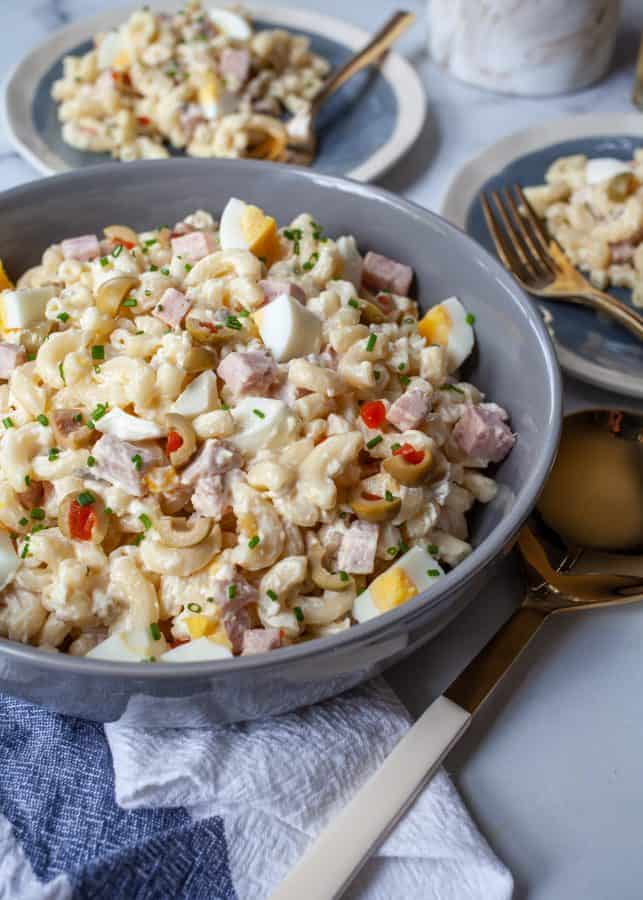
[106,679,513,900]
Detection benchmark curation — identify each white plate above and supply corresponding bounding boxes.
[442,113,643,398]
[2,3,426,183]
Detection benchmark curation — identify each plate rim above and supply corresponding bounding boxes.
[2,1,426,183]
[440,112,643,398]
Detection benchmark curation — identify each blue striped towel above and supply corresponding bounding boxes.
[0,680,512,899]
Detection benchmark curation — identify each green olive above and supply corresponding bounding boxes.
[607,172,635,203]
[383,449,433,486]
[165,413,197,467]
[59,492,108,544]
[309,538,354,591]
[359,299,387,325]
[183,346,217,373]
[186,314,238,345]
[350,489,401,522]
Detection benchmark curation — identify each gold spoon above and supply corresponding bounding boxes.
[270,408,643,900]
[284,10,416,165]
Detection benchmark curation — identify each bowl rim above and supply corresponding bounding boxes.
[0,158,563,678]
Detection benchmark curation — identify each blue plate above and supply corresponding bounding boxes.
[465,135,643,397]
[5,8,426,183]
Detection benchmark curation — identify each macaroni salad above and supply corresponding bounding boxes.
[0,200,514,663]
[51,2,330,163]
[524,152,643,307]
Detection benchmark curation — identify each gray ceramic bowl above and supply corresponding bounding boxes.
[0,160,562,724]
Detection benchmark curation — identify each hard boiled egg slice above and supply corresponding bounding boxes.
[97,31,127,70]
[171,371,218,418]
[208,8,252,40]
[161,636,233,662]
[0,531,18,592]
[229,396,297,455]
[0,260,13,292]
[254,293,322,362]
[585,158,632,186]
[197,73,238,120]
[87,627,168,662]
[353,545,444,624]
[95,407,163,441]
[1,287,56,331]
[417,296,474,373]
[219,198,281,264]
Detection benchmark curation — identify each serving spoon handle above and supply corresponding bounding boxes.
[312,10,415,111]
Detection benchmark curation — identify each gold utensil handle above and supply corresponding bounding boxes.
[313,11,415,110]
[571,287,643,341]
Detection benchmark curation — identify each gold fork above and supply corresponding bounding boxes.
[481,184,643,341]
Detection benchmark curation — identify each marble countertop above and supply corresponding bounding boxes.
[2,2,643,898]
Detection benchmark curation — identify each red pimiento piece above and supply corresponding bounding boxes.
[137,116,151,126]
[68,500,96,541]
[360,400,386,429]
[362,491,382,501]
[393,443,424,465]
[114,238,135,250]
[166,430,183,454]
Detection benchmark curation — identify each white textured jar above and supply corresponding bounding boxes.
[428,0,621,96]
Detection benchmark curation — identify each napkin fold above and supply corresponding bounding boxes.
[0,679,513,899]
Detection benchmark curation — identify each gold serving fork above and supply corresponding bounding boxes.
[481,184,643,341]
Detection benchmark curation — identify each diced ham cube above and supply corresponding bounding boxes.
[217,350,278,396]
[93,434,163,496]
[259,279,306,305]
[242,627,281,655]
[0,342,26,380]
[220,574,258,616]
[191,475,229,519]
[387,389,430,432]
[224,606,252,654]
[453,406,515,463]
[152,288,192,329]
[220,48,251,87]
[180,439,242,486]
[180,103,207,141]
[337,521,379,574]
[18,479,44,510]
[362,251,413,297]
[61,235,100,262]
[171,231,216,263]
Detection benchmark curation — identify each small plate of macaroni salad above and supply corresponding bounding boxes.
[448,126,643,398]
[0,200,514,663]
[4,3,425,181]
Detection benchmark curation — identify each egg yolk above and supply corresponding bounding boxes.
[0,261,13,293]
[241,206,281,264]
[418,305,451,347]
[185,614,218,639]
[370,567,418,612]
[198,74,222,108]
[209,627,233,650]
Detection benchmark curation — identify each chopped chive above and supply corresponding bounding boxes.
[225,315,242,331]
[131,453,143,471]
[398,540,409,555]
[465,313,476,325]
[91,345,105,361]
[122,297,138,307]
[19,517,28,527]
[267,589,278,602]
[149,264,158,272]
[24,475,30,487]
[143,656,157,663]
[397,362,406,370]
[366,435,382,450]
[27,352,36,361]
[160,267,170,276]
[184,262,192,272]
[252,408,265,419]
[112,243,123,258]
[99,256,109,267]
[440,383,465,394]
[2,417,14,429]
[348,298,360,309]
[339,570,349,582]
[366,333,377,353]
[132,534,145,546]
[237,309,249,318]
[48,447,60,461]
[104,507,113,516]
[187,602,202,613]
[283,228,303,241]
[228,584,237,600]
[206,596,214,603]
[248,535,260,549]
[57,312,70,323]
[374,369,381,381]
[86,455,96,467]
[385,490,396,502]
[293,606,304,623]
[86,421,95,430]
[386,546,398,556]
[144,289,152,296]
[31,524,45,534]
[428,544,439,555]
[36,414,49,426]
[76,491,95,507]
[150,622,161,640]
[302,252,319,272]
[93,365,101,374]
[30,508,45,520]
[90,402,108,421]
[399,375,410,386]
[20,542,30,559]
[144,238,157,247]
[427,569,440,577]
[139,513,152,530]
[73,413,83,423]
[58,362,66,385]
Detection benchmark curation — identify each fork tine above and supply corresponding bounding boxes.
[502,186,555,278]
[481,192,527,279]
[515,183,558,268]
[490,190,542,280]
